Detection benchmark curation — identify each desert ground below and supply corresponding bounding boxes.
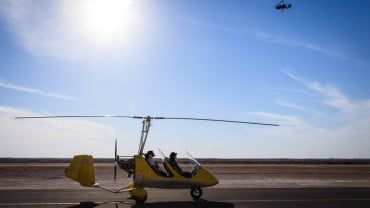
[1,161,370,190]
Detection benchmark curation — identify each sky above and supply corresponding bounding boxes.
[0,0,370,158]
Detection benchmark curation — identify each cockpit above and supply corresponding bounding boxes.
[163,156,200,178]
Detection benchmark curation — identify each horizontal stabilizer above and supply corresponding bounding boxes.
[65,155,95,186]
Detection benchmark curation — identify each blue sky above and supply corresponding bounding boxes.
[0,0,370,158]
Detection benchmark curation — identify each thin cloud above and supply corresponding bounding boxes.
[0,80,77,100]
[253,30,369,66]
[249,111,307,128]
[282,70,370,123]
[0,1,134,60]
[282,70,357,111]
[248,110,370,158]
[186,18,345,61]
[0,106,122,157]
[308,82,355,110]
[0,1,69,59]
[276,100,307,111]
[279,87,318,98]
[183,18,248,34]
[183,18,360,64]
[253,30,340,56]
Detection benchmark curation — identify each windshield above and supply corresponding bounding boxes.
[186,151,201,174]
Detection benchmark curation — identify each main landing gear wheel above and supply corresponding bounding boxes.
[190,187,203,201]
[130,188,148,204]
[134,195,147,204]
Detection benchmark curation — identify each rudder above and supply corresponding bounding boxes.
[65,155,95,186]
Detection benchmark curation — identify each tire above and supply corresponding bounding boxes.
[190,187,203,201]
[134,195,147,204]
[130,188,147,204]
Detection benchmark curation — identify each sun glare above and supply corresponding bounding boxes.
[77,0,137,46]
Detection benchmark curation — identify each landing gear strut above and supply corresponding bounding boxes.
[190,187,203,201]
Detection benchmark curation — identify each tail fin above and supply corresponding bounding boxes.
[65,155,95,186]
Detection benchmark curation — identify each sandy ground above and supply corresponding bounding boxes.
[1,163,370,190]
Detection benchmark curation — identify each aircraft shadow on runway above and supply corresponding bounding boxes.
[67,200,234,208]
[133,200,234,208]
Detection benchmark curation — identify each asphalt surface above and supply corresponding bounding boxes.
[1,188,370,208]
[1,163,370,207]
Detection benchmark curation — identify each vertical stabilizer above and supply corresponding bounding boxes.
[65,155,95,186]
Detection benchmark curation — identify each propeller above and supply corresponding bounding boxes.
[114,139,118,182]
[15,115,279,126]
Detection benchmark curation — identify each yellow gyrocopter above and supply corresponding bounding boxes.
[16,115,278,203]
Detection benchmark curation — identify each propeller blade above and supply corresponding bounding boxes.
[115,139,117,162]
[114,165,117,182]
[114,139,117,182]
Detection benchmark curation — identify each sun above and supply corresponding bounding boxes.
[77,0,137,46]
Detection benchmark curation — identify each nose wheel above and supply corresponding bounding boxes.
[190,187,203,201]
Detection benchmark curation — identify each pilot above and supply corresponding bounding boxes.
[145,150,167,177]
[169,152,192,178]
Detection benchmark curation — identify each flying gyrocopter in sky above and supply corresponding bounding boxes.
[275,0,292,11]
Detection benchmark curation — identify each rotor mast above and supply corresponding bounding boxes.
[138,116,151,155]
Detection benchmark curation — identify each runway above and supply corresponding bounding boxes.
[1,162,370,207]
[1,188,370,208]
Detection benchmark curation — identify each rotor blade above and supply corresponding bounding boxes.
[153,117,279,126]
[15,115,135,119]
[15,115,279,126]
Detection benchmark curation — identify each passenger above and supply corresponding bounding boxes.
[169,152,192,178]
[145,150,167,177]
